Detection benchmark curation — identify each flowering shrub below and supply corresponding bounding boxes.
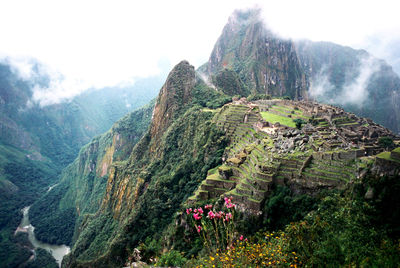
[194,232,300,267]
[186,197,237,253]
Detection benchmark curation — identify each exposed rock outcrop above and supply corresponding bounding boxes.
[205,9,308,99]
[150,60,196,153]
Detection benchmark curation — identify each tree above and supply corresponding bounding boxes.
[378,136,394,149]
[293,119,306,129]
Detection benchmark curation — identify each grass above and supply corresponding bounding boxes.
[377,151,400,163]
[202,108,219,113]
[206,173,233,183]
[227,158,242,165]
[207,166,219,175]
[218,165,231,172]
[392,147,400,153]
[270,105,310,119]
[260,111,296,128]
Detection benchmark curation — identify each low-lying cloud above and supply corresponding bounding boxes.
[310,55,378,107]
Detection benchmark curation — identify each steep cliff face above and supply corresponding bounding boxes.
[29,102,154,246]
[205,9,308,99]
[58,62,227,267]
[149,60,196,153]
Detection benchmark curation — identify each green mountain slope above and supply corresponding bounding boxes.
[36,61,226,267]
[0,60,165,167]
[29,101,155,245]
[0,60,164,267]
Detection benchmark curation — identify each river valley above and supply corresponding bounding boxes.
[15,194,70,267]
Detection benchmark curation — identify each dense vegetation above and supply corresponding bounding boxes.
[0,143,58,267]
[62,104,228,267]
[212,69,250,97]
[0,60,163,267]
[29,102,155,247]
[145,171,400,267]
[29,183,77,245]
[24,248,58,268]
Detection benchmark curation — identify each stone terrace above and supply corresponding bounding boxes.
[189,99,399,214]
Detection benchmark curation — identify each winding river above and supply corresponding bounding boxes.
[15,185,70,267]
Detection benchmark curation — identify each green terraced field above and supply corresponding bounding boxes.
[260,111,296,128]
[377,151,400,163]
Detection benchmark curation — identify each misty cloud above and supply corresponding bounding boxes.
[339,56,378,106]
[359,32,400,76]
[197,71,216,90]
[309,56,378,107]
[309,66,336,102]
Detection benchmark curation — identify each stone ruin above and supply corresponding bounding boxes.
[189,99,400,214]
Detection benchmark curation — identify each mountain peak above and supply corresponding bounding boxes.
[206,9,307,99]
[149,60,196,151]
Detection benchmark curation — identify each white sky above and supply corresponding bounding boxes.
[0,0,399,105]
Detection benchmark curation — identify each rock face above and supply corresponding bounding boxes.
[205,9,308,99]
[150,60,196,153]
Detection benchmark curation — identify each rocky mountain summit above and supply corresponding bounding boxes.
[203,9,307,99]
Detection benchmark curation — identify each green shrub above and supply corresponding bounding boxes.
[378,136,394,149]
[293,118,307,129]
[156,250,187,267]
[247,93,271,101]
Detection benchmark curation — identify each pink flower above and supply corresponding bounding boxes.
[186,209,191,215]
[207,211,215,219]
[205,204,212,210]
[194,209,198,213]
[197,225,202,233]
[198,207,204,215]
[193,213,202,220]
[224,197,236,209]
[240,235,244,241]
[226,203,236,209]
[214,212,222,219]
